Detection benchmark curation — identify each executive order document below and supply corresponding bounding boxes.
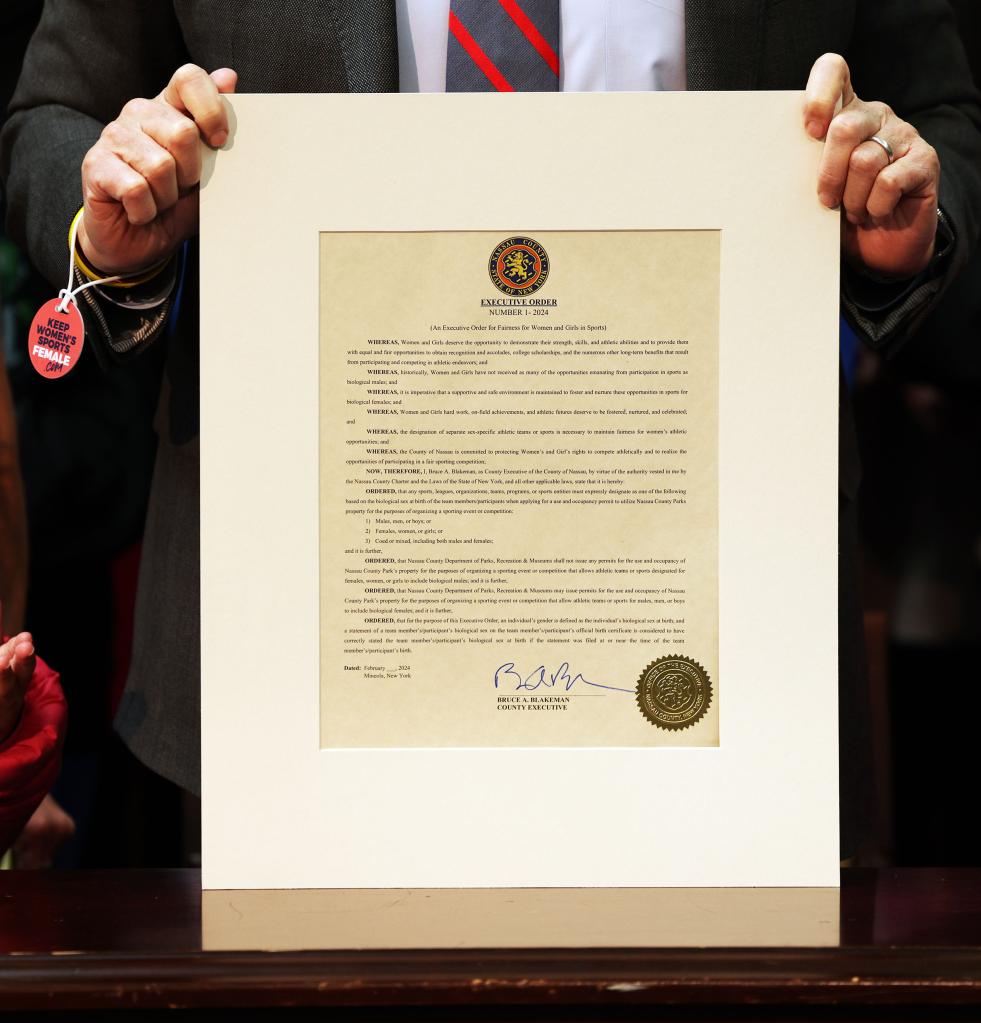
[320,230,719,748]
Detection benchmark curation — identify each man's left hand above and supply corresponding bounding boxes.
[804,53,940,279]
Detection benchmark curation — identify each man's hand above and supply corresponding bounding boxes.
[0,602,35,744]
[804,53,940,279]
[77,64,238,276]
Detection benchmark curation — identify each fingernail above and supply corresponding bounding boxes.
[212,130,228,148]
[806,119,823,139]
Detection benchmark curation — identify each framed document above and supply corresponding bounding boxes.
[200,92,840,889]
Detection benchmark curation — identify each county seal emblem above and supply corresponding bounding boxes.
[635,655,712,731]
[489,237,550,296]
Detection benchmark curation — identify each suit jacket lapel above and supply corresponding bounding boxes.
[326,0,399,92]
[685,0,766,90]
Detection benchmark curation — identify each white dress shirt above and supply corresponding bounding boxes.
[395,0,687,93]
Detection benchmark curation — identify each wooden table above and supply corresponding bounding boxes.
[2,868,981,1019]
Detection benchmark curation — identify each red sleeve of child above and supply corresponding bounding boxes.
[0,652,66,855]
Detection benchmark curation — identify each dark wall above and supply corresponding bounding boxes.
[0,2,41,117]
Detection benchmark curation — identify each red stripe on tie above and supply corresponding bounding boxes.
[497,0,560,77]
[449,10,514,92]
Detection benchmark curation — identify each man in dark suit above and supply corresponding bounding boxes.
[3,2,980,857]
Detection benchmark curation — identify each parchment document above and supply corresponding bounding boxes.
[321,230,719,747]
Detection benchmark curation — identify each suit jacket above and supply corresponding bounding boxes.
[4,0,981,855]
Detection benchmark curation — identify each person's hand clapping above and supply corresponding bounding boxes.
[0,603,35,744]
[804,53,940,279]
[77,64,237,275]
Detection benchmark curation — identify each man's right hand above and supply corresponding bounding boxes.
[77,64,237,276]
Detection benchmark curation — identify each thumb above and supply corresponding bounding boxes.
[210,67,238,94]
[11,637,35,690]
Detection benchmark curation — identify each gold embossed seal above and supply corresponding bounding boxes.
[636,655,712,730]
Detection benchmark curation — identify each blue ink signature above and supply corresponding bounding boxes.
[494,662,633,694]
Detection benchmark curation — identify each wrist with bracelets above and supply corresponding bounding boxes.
[69,207,176,289]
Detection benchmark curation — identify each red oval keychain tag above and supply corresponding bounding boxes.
[28,298,85,379]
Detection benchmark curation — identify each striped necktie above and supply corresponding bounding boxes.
[447,0,560,92]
